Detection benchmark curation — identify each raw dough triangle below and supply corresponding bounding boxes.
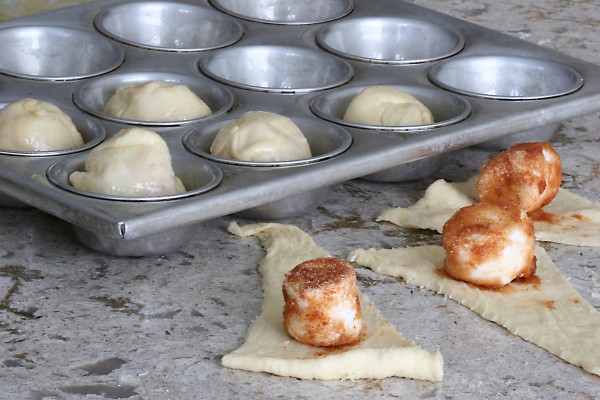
[377,176,600,247]
[223,222,444,381]
[348,245,600,377]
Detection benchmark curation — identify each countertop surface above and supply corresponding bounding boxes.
[0,0,93,20]
[1,0,599,399]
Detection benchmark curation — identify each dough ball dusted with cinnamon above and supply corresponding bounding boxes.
[282,257,362,347]
[477,142,562,212]
[442,203,537,289]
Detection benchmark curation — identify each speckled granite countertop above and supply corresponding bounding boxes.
[0,0,93,19]
[1,0,599,399]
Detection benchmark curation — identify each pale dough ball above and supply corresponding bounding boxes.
[0,99,84,151]
[69,128,185,197]
[283,257,363,347]
[210,111,312,162]
[343,86,434,126]
[104,80,212,122]
[442,203,537,289]
[477,142,562,213]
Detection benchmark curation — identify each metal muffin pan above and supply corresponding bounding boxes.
[0,0,600,255]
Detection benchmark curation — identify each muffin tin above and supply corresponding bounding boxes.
[1,0,600,255]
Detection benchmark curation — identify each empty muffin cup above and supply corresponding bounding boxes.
[310,84,471,131]
[94,2,243,52]
[209,0,353,25]
[428,55,583,100]
[199,45,353,93]
[73,71,234,126]
[316,17,464,64]
[0,26,124,80]
[183,115,352,218]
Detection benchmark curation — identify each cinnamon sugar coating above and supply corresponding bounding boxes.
[282,258,363,347]
[477,142,562,212]
[442,203,537,289]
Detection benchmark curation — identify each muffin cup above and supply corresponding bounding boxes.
[310,84,471,131]
[73,71,234,126]
[0,105,106,157]
[46,151,222,202]
[310,85,466,182]
[183,116,352,218]
[0,106,106,207]
[316,17,464,64]
[199,45,353,93]
[0,26,124,80]
[209,0,353,25]
[183,115,353,167]
[94,2,243,52]
[46,152,223,255]
[428,55,583,100]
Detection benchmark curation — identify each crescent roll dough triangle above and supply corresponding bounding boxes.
[377,176,600,247]
[223,222,444,381]
[348,245,600,377]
